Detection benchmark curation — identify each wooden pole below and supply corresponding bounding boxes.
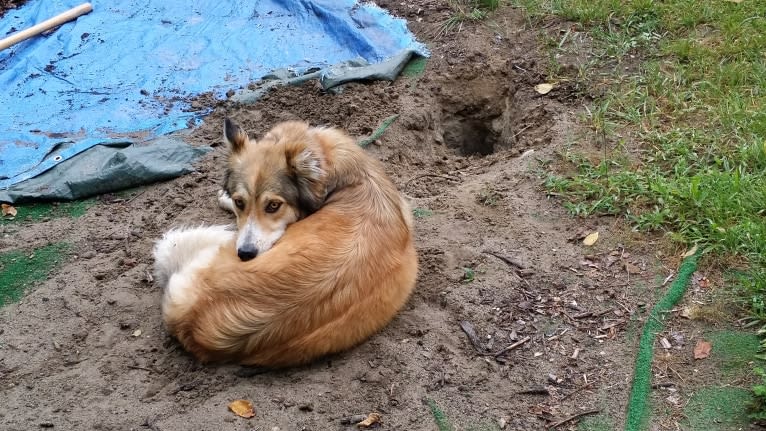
[0,3,93,51]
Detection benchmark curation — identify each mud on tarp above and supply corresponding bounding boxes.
[0,0,428,204]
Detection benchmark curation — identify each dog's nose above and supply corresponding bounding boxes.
[237,246,258,261]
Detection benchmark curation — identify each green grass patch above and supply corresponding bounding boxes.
[0,242,70,306]
[511,0,766,413]
[518,0,766,259]
[683,386,752,430]
[441,0,501,34]
[1,199,93,223]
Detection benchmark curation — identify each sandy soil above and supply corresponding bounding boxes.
[0,2,687,430]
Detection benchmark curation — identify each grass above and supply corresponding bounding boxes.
[507,0,766,423]
[476,184,502,206]
[440,0,502,34]
[516,0,766,260]
[0,242,70,306]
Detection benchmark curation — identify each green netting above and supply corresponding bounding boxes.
[359,114,400,148]
[0,242,69,306]
[683,387,752,430]
[625,250,701,430]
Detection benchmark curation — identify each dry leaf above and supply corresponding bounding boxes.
[693,340,712,359]
[582,231,599,246]
[625,262,641,275]
[724,0,742,3]
[680,307,692,319]
[682,244,698,258]
[228,399,256,419]
[1,203,17,218]
[534,83,554,94]
[659,337,672,349]
[357,412,382,428]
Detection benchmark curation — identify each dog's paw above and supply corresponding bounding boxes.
[218,189,236,213]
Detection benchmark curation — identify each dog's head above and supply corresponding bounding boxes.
[222,118,329,261]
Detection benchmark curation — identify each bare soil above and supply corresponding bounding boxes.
[0,2,730,430]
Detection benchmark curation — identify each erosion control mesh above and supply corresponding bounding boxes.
[0,242,69,306]
[624,249,702,430]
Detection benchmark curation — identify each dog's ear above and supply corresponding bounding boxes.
[285,143,326,214]
[223,118,249,154]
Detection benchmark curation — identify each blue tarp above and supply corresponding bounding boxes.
[0,0,428,200]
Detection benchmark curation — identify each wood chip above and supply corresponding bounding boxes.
[571,348,580,360]
[357,412,382,428]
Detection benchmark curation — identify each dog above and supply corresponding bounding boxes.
[152,119,418,368]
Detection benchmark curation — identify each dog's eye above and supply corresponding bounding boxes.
[265,201,282,213]
[233,198,245,210]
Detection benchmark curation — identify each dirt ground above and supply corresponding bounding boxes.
[0,2,745,430]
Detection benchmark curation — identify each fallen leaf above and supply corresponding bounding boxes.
[228,399,256,419]
[660,337,672,349]
[682,244,698,258]
[694,340,712,359]
[582,231,599,246]
[534,83,554,94]
[357,412,382,428]
[625,262,641,275]
[680,307,692,319]
[666,394,681,406]
[568,227,590,242]
[132,329,142,337]
[724,0,742,3]
[698,277,710,289]
[1,203,17,218]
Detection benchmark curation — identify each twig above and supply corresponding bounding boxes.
[482,250,526,270]
[559,382,594,401]
[460,321,530,358]
[548,409,600,429]
[125,189,147,204]
[494,336,531,357]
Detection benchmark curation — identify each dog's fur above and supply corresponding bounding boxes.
[152,120,418,368]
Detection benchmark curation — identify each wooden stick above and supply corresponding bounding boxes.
[0,3,93,51]
[548,409,600,429]
[494,336,531,357]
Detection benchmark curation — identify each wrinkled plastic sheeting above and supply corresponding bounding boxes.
[0,137,211,204]
[0,0,429,203]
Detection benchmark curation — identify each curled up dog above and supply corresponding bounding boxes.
[152,119,419,368]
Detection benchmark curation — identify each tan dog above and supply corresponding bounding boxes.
[152,119,418,367]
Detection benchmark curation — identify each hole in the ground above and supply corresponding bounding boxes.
[435,73,517,157]
[443,119,495,156]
